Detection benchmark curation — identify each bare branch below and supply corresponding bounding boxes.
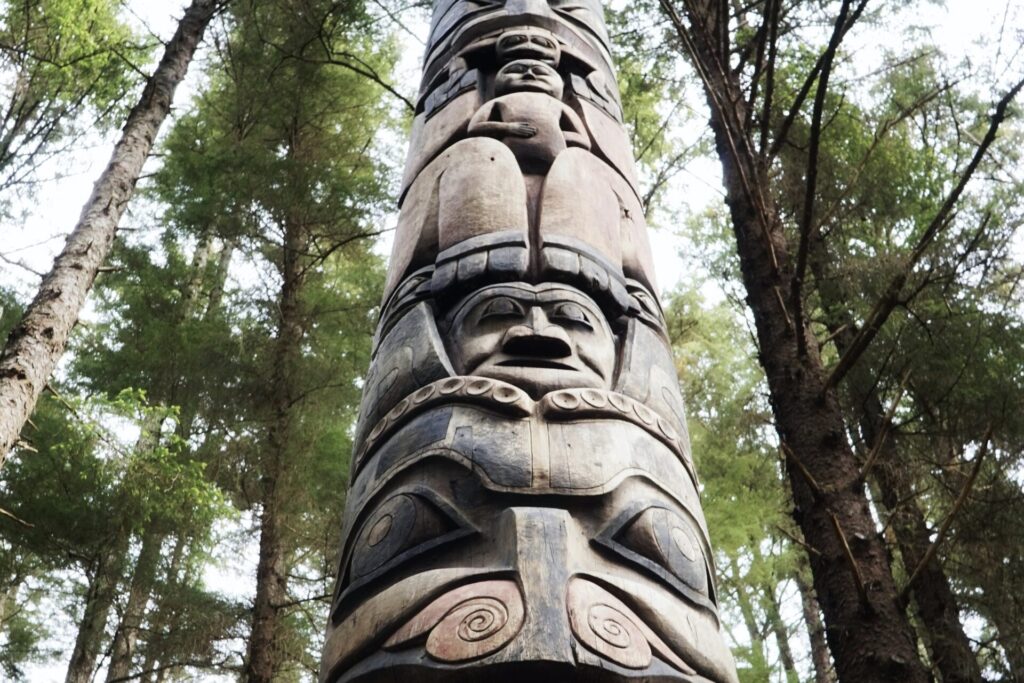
[791,0,857,357]
[0,251,44,277]
[858,370,911,482]
[825,76,1024,391]
[899,427,992,604]
[767,0,870,161]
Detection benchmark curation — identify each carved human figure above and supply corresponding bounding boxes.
[443,282,615,397]
[494,26,561,64]
[469,58,589,172]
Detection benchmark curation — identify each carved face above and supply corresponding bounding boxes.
[496,28,561,65]
[495,59,564,99]
[444,283,616,397]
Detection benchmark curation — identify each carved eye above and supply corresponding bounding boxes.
[550,302,593,329]
[617,507,709,597]
[501,34,529,46]
[503,64,528,75]
[334,491,477,619]
[595,505,714,607]
[349,493,458,580]
[533,37,555,48]
[481,297,526,320]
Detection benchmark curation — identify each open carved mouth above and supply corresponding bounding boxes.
[497,359,578,371]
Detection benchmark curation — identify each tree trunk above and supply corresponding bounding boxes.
[729,557,769,675]
[663,3,930,680]
[807,233,982,683]
[65,535,129,683]
[67,410,164,683]
[138,535,187,683]
[181,230,217,315]
[106,529,165,682]
[762,584,798,682]
[0,0,222,466]
[795,567,836,683]
[205,238,235,317]
[0,579,21,630]
[243,216,307,683]
[868,413,980,682]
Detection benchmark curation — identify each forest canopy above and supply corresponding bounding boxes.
[0,0,1022,681]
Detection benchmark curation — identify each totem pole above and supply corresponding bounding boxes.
[320,2,739,681]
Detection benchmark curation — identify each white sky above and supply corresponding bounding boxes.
[4,0,1023,681]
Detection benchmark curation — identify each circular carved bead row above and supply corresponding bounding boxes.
[354,378,691,478]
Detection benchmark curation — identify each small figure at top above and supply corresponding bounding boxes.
[468,58,589,172]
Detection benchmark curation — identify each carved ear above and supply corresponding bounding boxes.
[595,503,716,609]
[340,490,477,601]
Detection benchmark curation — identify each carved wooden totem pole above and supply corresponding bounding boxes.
[321,2,739,681]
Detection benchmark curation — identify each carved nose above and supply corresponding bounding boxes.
[502,330,572,359]
[501,310,573,358]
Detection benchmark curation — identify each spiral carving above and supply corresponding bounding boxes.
[428,596,517,660]
[385,580,524,663]
[568,579,652,670]
[588,603,637,650]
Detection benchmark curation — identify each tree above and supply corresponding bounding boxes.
[150,1,399,678]
[0,0,225,468]
[655,0,1023,679]
[0,0,147,212]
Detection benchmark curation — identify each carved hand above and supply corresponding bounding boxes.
[508,122,537,137]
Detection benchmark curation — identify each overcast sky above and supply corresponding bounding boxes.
[3,0,1021,299]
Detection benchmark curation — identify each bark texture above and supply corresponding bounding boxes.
[662,1,930,679]
[808,235,982,683]
[796,568,836,683]
[243,217,307,683]
[65,535,129,683]
[0,0,222,466]
[106,530,165,682]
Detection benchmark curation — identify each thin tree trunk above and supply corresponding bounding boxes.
[67,411,164,683]
[138,536,187,683]
[181,230,216,314]
[0,0,222,466]
[0,579,21,630]
[729,557,770,675]
[106,530,165,682]
[808,233,982,683]
[65,535,129,683]
[663,2,930,678]
[762,584,798,682]
[205,238,235,317]
[244,216,307,683]
[795,567,836,683]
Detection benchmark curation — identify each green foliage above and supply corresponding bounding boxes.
[664,284,804,678]
[0,0,150,200]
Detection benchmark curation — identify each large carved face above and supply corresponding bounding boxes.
[496,27,561,65]
[444,282,616,397]
[495,58,564,98]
